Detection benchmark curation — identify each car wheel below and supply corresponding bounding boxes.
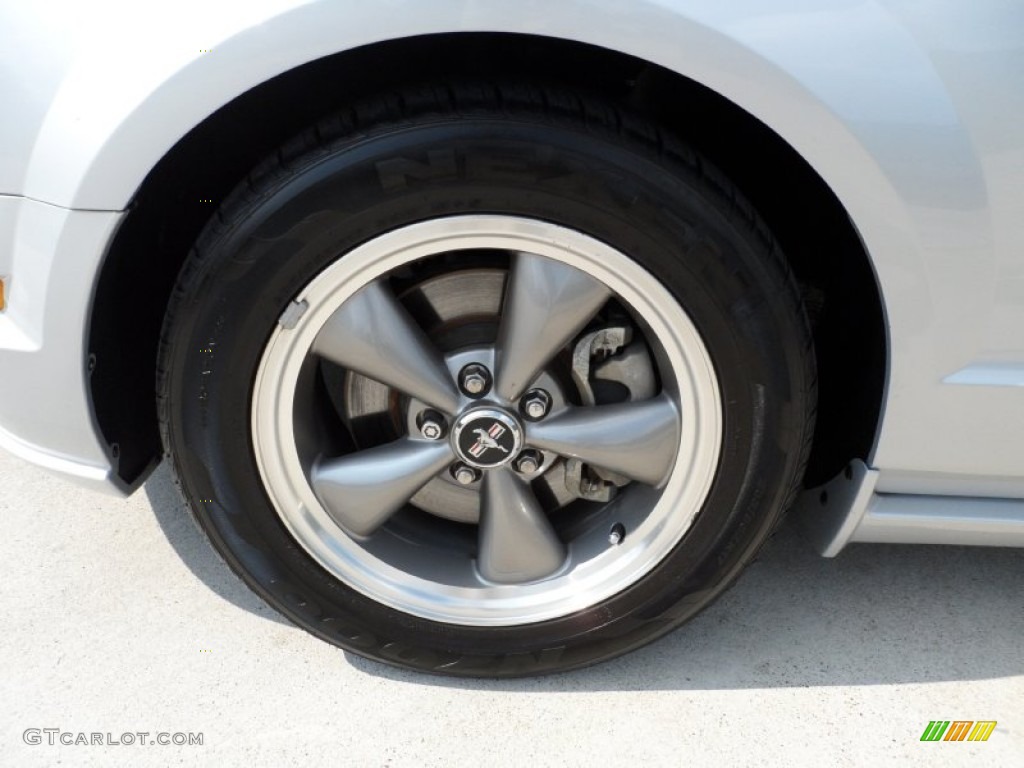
[158,83,815,676]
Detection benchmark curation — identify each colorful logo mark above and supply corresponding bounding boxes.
[468,423,509,459]
[920,721,997,742]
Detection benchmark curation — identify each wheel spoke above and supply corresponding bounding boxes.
[494,252,610,401]
[311,439,454,537]
[312,280,460,414]
[527,393,681,487]
[479,468,567,584]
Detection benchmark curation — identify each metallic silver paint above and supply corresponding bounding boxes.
[0,2,1022,550]
[802,461,1024,554]
[0,197,120,489]
[850,495,1024,549]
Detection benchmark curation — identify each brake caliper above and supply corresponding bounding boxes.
[565,325,657,501]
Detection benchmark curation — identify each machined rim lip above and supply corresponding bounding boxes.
[251,215,722,626]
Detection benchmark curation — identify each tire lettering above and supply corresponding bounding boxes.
[376,150,457,190]
[465,151,539,183]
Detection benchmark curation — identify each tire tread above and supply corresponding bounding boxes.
[156,80,816,677]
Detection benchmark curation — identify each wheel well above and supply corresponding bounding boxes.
[89,32,885,489]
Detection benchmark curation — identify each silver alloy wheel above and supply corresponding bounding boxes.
[252,215,722,626]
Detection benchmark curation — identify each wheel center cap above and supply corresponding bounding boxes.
[452,407,523,469]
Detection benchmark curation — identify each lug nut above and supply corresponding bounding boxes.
[514,450,543,475]
[463,374,486,395]
[451,463,481,486]
[520,389,552,421]
[459,363,492,398]
[417,410,446,440]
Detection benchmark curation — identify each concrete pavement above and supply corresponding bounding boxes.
[1,448,1021,767]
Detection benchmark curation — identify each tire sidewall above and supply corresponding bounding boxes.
[165,115,811,675]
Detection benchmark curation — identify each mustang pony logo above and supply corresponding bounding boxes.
[469,423,509,458]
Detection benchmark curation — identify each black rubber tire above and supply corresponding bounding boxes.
[157,82,815,677]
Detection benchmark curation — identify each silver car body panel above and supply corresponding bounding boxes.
[1,0,1023,547]
[799,461,1024,555]
[0,194,122,491]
